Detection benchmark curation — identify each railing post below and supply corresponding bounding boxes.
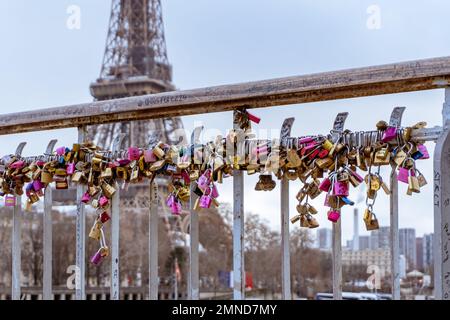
[75,126,86,300]
[12,142,26,301]
[434,88,450,300]
[280,118,294,300]
[43,139,57,301]
[233,110,245,300]
[188,126,203,300]
[149,181,159,300]
[110,182,120,300]
[388,106,405,300]
[331,113,348,300]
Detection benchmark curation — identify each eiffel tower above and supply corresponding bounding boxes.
[89,0,185,149]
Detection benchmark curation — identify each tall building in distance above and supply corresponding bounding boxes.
[369,226,390,250]
[352,208,359,251]
[316,228,332,250]
[359,236,370,250]
[416,237,424,271]
[422,234,434,272]
[399,228,417,270]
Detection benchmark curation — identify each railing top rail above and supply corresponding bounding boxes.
[1,56,450,135]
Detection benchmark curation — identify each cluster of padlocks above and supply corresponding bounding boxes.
[0,108,429,265]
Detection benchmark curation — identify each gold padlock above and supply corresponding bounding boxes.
[130,167,139,183]
[290,215,301,224]
[102,182,117,198]
[55,179,69,190]
[322,139,333,151]
[100,167,113,179]
[29,193,40,204]
[296,204,308,214]
[316,157,333,169]
[306,214,319,228]
[408,175,420,193]
[153,144,165,159]
[116,167,128,180]
[300,215,310,228]
[150,160,165,172]
[89,221,102,240]
[41,171,53,184]
[394,149,407,167]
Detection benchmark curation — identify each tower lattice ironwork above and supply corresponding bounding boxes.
[89,0,185,149]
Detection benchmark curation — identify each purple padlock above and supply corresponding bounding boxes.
[210,184,219,198]
[118,159,131,166]
[333,180,349,197]
[382,126,397,143]
[33,179,45,191]
[166,194,176,207]
[10,160,25,169]
[170,201,182,215]
[199,195,212,209]
[5,195,16,207]
[181,170,191,185]
[81,192,91,204]
[299,137,314,144]
[397,167,409,184]
[56,146,66,156]
[90,249,103,265]
[66,163,76,175]
[328,210,341,223]
[197,170,212,191]
[417,144,430,159]
[144,150,157,163]
[128,147,141,161]
[319,178,332,192]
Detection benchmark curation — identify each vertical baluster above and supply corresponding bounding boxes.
[110,182,120,300]
[149,181,159,300]
[75,126,86,300]
[332,220,342,300]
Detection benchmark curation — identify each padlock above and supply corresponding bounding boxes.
[286,149,302,168]
[170,201,182,215]
[66,163,76,175]
[193,197,201,211]
[89,221,102,240]
[296,204,308,214]
[55,179,68,190]
[307,204,318,215]
[316,157,333,169]
[319,177,332,192]
[300,215,310,228]
[128,147,141,161]
[397,167,410,184]
[116,167,128,180]
[417,171,428,187]
[28,193,40,204]
[33,179,45,192]
[41,171,53,184]
[327,209,341,223]
[152,144,165,159]
[306,214,319,228]
[130,167,139,183]
[408,175,420,193]
[71,171,86,183]
[290,215,301,224]
[5,195,16,207]
[100,167,113,179]
[166,194,176,207]
[99,211,110,223]
[81,192,91,204]
[197,170,212,191]
[102,182,116,198]
[150,160,165,172]
[199,194,212,209]
[322,139,333,151]
[333,180,349,197]
[90,248,104,266]
[381,126,397,142]
[99,196,109,207]
[417,144,430,159]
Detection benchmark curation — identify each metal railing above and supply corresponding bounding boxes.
[1,56,450,300]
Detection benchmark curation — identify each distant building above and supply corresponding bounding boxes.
[346,240,353,250]
[342,248,391,276]
[399,254,407,278]
[316,228,332,250]
[423,234,433,272]
[416,237,424,271]
[399,228,417,270]
[369,226,390,250]
[359,236,370,250]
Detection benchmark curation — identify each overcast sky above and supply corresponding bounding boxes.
[1,0,448,242]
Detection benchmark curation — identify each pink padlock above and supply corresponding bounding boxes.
[197,170,212,191]
[328,210,341,223]
[298,137,314,144]
[66,163,76,175]
[90,249,103,265]
[100,211,111,223]
[417,144,430,159]
[99,196,109,207]
[382,126,397,143]
[247,111,261,124]
[319,178,332,192]
[144,150,156,163]
[81,192,91,204]
[10,161,25,169]
[118,159,131,166]
[350,170,364,183]
[5,195,16,207]
[56,146,66,156]
[199,195,212,209]
[333,180,349,197]
[128,147,141,161]
[170,201,182,215]
[397,167,409,184]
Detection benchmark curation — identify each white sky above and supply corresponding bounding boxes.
[1,0,447,242]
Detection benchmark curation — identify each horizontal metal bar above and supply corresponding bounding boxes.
[411,126,442,142]
[1,57,450,135]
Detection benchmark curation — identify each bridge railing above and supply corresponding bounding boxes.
[1,56,450,300]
